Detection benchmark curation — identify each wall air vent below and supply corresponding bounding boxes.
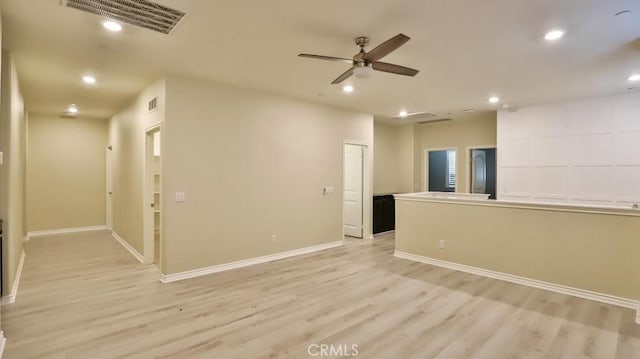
[61,0,186,35]
[148,97,158,112]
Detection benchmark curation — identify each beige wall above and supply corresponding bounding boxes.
[414,113,497,193]
[108,78,165,254]
[0,51,26,295]
[395,198,640,300]
[373,121,413,194]
[26,114,108,231]
[162,74,373,274]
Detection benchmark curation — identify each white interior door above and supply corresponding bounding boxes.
[471,149,487,194]
[343,144,364,238]
[106,146,113,229]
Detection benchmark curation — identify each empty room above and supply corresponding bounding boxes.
[0,0,639,358]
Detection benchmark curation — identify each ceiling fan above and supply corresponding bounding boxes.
[298,33,419,84]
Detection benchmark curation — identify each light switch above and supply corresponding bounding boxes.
[0,151,3,165]
[175,192,186,202]
[323,186,335,195]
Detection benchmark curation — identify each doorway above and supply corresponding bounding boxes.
[106,145,113,229]
[469,148,497,199]
[426,149,457,192]
[343,143,364,238]
[143,126,161,267]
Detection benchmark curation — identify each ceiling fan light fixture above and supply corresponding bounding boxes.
[354,65,374,79]
[342,85,354,93]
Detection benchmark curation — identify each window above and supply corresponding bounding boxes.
[446,150,456,188]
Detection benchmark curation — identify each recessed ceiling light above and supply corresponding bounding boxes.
[399,110,408,117]
[68,104,78,114]
[489,96,500,104]
[544,30,565,41]
[102,20,122,32]
[342,85,354,93]
[82,75,96,84]
[629,74,640,82]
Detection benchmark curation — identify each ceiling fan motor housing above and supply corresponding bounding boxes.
[355,36,370,48]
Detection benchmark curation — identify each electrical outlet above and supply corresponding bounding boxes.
[439,240,445,249]
[271,234,279,243]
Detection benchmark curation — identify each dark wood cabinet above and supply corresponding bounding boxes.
[373,195,395,234]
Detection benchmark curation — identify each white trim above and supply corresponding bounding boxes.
[112,231,144,263]
[394,251,639,311]
[161,241,343,283]
[2,250,25,305]
[394,193,640,217]
[637,305,640,325]
[0,331,6,359]
[27,225,108,240]
[373,230,395,237]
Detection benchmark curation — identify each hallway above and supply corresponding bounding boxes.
[3,231,640,358]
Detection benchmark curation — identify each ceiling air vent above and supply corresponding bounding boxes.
[391,111,438,120]
[417,118,453,125]
[61,0,186,35]
[148,97,158,112]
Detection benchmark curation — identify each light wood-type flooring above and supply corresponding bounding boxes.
[3,230,640,358]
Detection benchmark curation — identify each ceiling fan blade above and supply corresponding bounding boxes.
[372,61,419,77]
[331,67,355,84]
[363,34,410,62]
[298,54,354,64]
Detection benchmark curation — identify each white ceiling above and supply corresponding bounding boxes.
[0,0,639,120]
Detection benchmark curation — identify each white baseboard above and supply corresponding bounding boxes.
[111,231,144,264]
[161,241,344,283]
[374,230,395,237]
[27,225,108,240]
[394,251,640,313]
[0,330,6,359]
[2,250,26,305]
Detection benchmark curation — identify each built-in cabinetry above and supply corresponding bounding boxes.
[373,194,395,234]
[153,170,160,265]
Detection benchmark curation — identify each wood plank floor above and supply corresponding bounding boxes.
[3,230,640,358]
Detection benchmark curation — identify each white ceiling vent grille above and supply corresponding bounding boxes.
[391,111,438,120]
[417,118,453,125]
[62,0,186,35]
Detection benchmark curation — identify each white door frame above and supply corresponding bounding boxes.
[106,145,113,229]
[143,124,161,265]
[465,145,496,193]
[342,141,373,240]
[423,147,458,192]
